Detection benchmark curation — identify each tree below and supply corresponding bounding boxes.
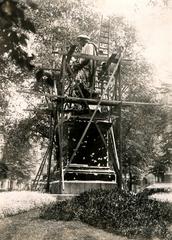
[0,0,39,142]
[2,113,50,182]
[0,161,8,179]
[151,128,172,182]
[27,0,100,69]
[147,0,169,7]
[121,103,167,190]
[0,0,38,183]
[0,0,37,69]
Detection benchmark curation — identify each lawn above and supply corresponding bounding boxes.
[150,192,172,203]
[0,190,172,240]
[0,191,56,218]
[0,209,129,240]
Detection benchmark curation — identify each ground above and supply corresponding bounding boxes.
[0,209,135,240]
[0,191,168,240]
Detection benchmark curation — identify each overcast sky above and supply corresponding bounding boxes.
[95,0,172,86]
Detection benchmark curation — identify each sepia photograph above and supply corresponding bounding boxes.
[0,0,172,239]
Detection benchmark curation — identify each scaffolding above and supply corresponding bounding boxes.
[31,18,172,194]
[31,18,126,193]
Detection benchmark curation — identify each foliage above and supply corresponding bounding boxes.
[29,0,100,69]
[148,0,170,7]
[0,161,8,179]
[0,0,36,69]
[41,188,172,239]
[120,102,168,190]
[2,113,49,181]
[151,129,172,181]
[0,0,38,127]
[106,10,166,190]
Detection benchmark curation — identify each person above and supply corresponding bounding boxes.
[72,34,98,98]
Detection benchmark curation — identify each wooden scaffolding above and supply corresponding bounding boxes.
[31,17,126,193]
[29,15,172,194]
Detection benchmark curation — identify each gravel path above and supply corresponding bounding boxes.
[0,209,131,240]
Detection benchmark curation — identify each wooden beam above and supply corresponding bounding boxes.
[53,96,172,107]
[52,51,133,62]
[117,63,122,190]
[65,169,115,174]
[53,51,108,61]
[18,91,172,107]
[46,114,54,193]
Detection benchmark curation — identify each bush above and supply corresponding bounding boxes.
[40,188,172,239]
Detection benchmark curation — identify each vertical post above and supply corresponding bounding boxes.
[54,102,64,193]
[57,111,65,194]
[58,53,66,194]
[46,113,54,193]
[118,63,123,189]
[112,73,118,101]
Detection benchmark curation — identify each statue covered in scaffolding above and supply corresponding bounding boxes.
[69,34,99,101]
[32,23,123,193]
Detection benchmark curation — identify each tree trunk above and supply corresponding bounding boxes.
[128,169,132,191]
[9,179,14,191]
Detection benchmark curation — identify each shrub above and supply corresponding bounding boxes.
[41,188,172,239]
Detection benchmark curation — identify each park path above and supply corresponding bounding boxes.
[0,209,130,240]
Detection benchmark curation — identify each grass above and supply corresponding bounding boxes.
[150,192,172,203]
[0,190,56,218]
[0,209,129,240]
[0,189,172,240]
[41,188,172,240]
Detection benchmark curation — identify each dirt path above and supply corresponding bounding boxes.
[0,209,132,240]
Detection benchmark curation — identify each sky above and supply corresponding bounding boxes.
[94,0,172,87]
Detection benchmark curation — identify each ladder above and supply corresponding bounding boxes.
[31,148,49,190]
[98,16,110,57]
[96,16,111,98]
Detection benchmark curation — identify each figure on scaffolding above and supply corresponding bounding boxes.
[71,34,99,100]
